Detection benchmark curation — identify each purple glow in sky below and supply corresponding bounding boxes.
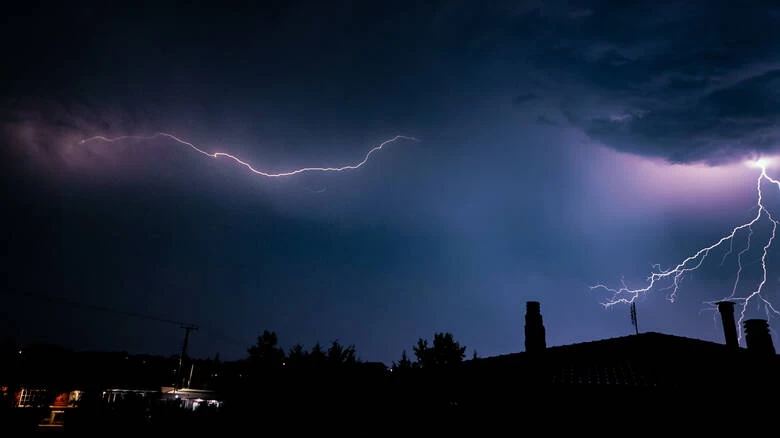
[593,157,780,343]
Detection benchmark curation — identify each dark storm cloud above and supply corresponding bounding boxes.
[514,93,540,105]
[494,1,780,164]
[1,98,163,173]
[535,115,559,126]
[7,1,780,168]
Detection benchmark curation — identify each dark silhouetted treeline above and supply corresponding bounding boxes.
[1,331,476,433]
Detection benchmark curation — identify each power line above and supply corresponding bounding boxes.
[9,290,249,349]
[13,290,189,326]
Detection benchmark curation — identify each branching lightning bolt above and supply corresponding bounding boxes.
[79,132,419,177]
[591,159,780,342]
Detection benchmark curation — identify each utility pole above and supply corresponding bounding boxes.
[176,324,199,391]
[188,363,195,389]
[630,302,639,335]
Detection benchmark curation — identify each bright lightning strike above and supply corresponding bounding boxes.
[79,132,419,177]
[591,158,780,342]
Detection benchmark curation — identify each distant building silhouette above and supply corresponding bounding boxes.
[524,301,546,353]
[463,298,780,422]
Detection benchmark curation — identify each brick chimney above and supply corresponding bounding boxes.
[716,301,739,350]
[743,319,776,355]
[524,301,546,353]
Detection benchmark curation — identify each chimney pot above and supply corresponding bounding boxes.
[525,301,546,353]
[744,319,776,355]
[716,301,739,350]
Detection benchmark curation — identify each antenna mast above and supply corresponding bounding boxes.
[630,302,639,335]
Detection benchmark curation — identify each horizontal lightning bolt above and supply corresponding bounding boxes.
[591,159,780,342]
[80,132,419,177]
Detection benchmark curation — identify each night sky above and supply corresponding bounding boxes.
[4,1,780,364]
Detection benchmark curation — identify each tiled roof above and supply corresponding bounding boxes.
[465,332,778,388]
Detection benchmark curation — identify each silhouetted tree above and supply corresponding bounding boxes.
[247,330,285,368]
[309,342,326,366]
[413,338,430,367]
[327,340,357,366]
[413,332,467,368]
[392,350,413,370]
[472,350,478,360]
[287,344,308,368]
